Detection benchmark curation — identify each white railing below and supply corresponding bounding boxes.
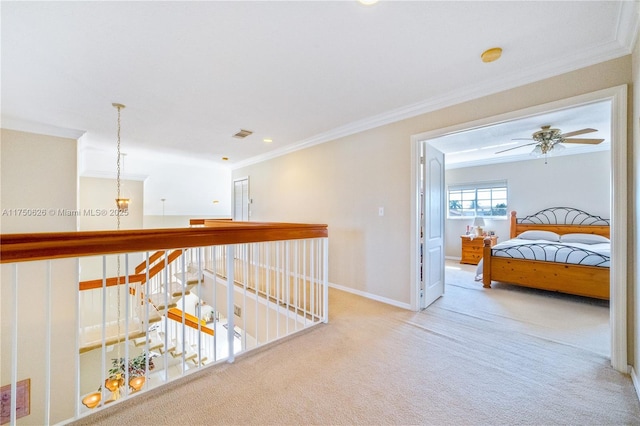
[0,223,328,425]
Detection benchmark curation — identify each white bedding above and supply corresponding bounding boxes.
[490,238,610,267]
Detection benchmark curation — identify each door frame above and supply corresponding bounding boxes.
[233,176,250,221]
[410,84,628,372]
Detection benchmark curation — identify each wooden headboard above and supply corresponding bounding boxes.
[509,207,610,239]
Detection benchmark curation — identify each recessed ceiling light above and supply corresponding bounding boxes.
[212,200,219,204]
[358,0,378,4]
[481,47,502,63]
[263,138,273,143]
[222,157,229,161]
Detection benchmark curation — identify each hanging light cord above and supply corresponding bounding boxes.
[114,103,124,368]
[116,104,124,230]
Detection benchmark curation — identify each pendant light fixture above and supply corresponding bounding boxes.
[82,103,126,410]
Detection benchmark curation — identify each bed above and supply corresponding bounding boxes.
[481,207,610,300]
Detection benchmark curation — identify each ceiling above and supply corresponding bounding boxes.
[1,1,638,175]
[430,99,612,168]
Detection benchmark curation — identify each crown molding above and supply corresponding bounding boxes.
[1,116,86,140]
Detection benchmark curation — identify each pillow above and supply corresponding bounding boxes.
[560,233,610,244]
[517,230,560,242]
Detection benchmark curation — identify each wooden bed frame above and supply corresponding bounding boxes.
[482,209,610,300]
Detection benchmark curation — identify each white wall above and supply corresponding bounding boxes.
[143,215,231,229]
[80,144,233,217]
[0,129,78,424]
[200,274,304,344]
[141,160,232,217]
[444,150,610,258]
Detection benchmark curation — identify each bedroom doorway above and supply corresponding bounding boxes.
[233,177,250,221]
[410,85,628,373]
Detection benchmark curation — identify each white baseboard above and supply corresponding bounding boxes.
[631,366,640,403]
[328,282,412,310]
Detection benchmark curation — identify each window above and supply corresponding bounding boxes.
[448,181,507,218]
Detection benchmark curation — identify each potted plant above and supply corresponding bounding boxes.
[109,352,155,377]
[108,352,156,392]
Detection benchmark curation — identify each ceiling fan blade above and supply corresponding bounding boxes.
[511,138,533,141]
[562,138,604,145]
[495,142,537,154]
[560,128,597,138]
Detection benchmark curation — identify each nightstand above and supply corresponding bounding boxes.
[460,235,498,265]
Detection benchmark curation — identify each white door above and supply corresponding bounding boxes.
[233,178,249,221]
[421,142,445,309]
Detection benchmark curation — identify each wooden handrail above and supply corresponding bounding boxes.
[140,249,183,285]
[167,308,214,336]
[1,222,328,263]
[79,274,146,291]
[135,250,165,274]
[79,249,185,291]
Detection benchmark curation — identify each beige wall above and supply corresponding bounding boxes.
[234,56,632,309]
[445,151,610,259]
[79,176,144,231]
[1,129,78,233]
[235,124,410,306]
[0,129,78,423]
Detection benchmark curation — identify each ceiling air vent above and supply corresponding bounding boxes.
[233,129,253,139]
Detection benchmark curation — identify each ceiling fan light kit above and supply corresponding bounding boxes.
[496,125,604,164]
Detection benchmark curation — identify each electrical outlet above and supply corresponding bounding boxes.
[378,207,384,216]
[233,305,242,318]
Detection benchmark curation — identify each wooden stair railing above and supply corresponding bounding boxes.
[167,308,214,336]
[22,222,327,359]
[135,250,165,274]
[142,250,182,285]
[79,274,146,291]
[79,249,184,291]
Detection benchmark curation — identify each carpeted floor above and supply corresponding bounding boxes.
[72,261,638,425]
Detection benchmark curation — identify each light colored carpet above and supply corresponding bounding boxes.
[72,262,638,425]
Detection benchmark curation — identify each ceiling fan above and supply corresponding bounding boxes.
[495,125,604,163]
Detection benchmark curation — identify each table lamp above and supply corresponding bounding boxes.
[473,216,485,237]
